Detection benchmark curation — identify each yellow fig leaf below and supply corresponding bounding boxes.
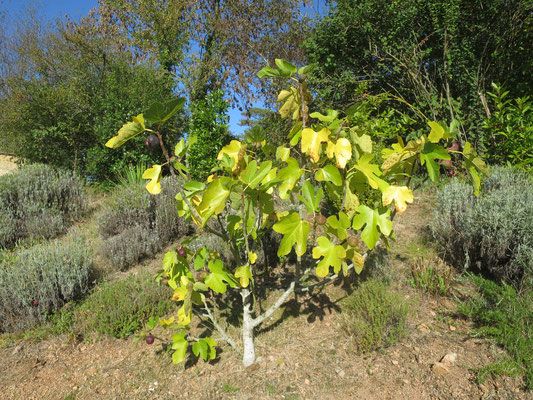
[427,121,445,143]
[248,252,258,264]
[301,128,330,162]
[235,265,252,288]
[382,185,414,214]
[177,304,192,325]
[159,316,175,327]
[105,114,146,148]
[334,138,352,169]
[217,140,244,172]
[142,165,162,194]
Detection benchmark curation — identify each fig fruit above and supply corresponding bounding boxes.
[146,334,155,345]
[145,134,160,149]
[177,246,186,257]
[315,214,327,225]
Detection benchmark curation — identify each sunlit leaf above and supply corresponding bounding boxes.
[105,114,145,148]
[204,259,237,293]
[315,164,342,186]
[301,127,329,162]
[142,165,162,194]
[313,236,346,277]
[235,265,252,288]
[171,333,188,364]
[382,185,414,214]
[298,181,323,213]
[278,158,303,199]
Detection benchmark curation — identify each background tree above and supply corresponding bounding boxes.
[304,0,532,145]
[0,5,178,180]
[102,0,312,106]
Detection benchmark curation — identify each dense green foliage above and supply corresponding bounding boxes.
[431,167,533,289]
[481,84,532,169]
[71,272,174,339]
[187,89,232,180]
[0,236,93,332]
[458,275,532,388]
[98,178,188,270]
[342,279,408,353]
[0,164,85,248]
[305,0,532,144]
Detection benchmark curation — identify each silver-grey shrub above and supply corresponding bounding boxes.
[98,177,188,270]
[0,164,86,248]
[0,237,93,332]
[431,166,533,289]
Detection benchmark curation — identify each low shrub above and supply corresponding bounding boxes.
[458,275,532,388]
[0,236,93,332]
[0,164,86,248]
[342,279,408,353]
[73,272,174,339]
[98,177,188,270]
[431,166,533,289]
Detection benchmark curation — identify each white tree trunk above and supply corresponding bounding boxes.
[241,288,255,367]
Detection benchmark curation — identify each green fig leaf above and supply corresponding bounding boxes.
[298,181,324,213]
[171,333,188,364]
[204,259,237,294]
[315,164,342,186]
[273,212,310,257]
[313,236,347,277]
[352,205,392,249]
[420,142,450,182]
[144,98,186,123]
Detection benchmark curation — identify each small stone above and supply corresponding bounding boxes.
[392,360,398,365]
[514,388,520,393]
[430,311,436,317]
[432,362,450,374]
[449,325,456,331]
[440,353,457,366]
[335,368,345,378]
[417,324,430,333]
[304,379,310,385]
[402,380,409,385]
[413,346,420,353]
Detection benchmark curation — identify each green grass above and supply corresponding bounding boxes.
[458,274,532,389]
[342,279,409,353]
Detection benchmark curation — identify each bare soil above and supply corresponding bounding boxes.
[0,191,528,400]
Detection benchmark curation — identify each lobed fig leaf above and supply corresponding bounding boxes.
[352,205,392,249]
